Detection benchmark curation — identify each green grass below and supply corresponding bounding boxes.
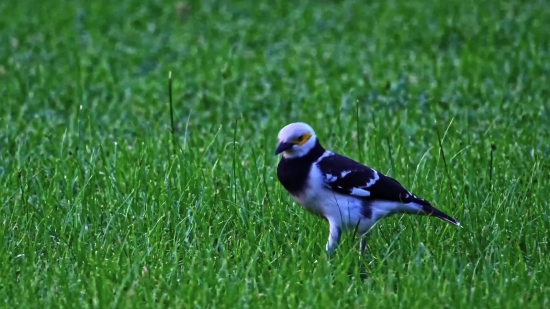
[1,0,550,307]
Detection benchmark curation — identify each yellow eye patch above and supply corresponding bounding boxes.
[292,133,312,146]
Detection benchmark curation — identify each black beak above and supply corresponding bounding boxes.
[275,142,294,155]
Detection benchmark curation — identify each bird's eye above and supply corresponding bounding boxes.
[293,133,310,145]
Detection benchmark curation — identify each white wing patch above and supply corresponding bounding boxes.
[340,171,351,177]
[325,174,337,182]
[318,152,338,183]
[365,170,379,187]
[350,187,371,197]
[317,151,334,161]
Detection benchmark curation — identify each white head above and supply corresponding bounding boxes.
[275,122,318,158]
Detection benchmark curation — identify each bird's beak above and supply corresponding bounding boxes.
[275,142,294,155]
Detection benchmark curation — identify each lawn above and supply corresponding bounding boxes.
[1,0,549,307]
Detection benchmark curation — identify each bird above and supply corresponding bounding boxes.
[274,122,460,255]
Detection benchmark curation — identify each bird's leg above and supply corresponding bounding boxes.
[358,233,371,279]
[359,233,370,256]
[325,222,341,254]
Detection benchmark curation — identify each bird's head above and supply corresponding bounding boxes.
[275,122,317,158]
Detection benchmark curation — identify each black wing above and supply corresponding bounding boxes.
[316,153,429,206]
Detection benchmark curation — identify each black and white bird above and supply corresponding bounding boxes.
[275,122,460,255]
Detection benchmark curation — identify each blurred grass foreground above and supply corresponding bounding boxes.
[1,0,549,308]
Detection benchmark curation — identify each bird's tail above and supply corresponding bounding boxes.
[421,204,461,227]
